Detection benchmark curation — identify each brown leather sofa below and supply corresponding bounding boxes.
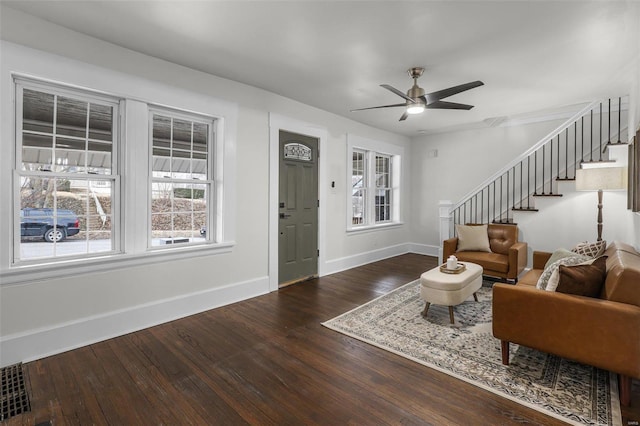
[493,241,640,406]
[443,223,527,282]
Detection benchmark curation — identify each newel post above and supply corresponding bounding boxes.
[438,200,453,264]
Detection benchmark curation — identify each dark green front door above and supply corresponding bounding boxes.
[278,131,319,286]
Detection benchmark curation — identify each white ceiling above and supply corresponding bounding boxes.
[3,1,639,137]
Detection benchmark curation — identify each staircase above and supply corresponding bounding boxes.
[447,96,629,237]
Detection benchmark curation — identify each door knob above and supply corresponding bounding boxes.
[279,213,291,219]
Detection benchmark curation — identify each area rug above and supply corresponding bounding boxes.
[322,280,622,426]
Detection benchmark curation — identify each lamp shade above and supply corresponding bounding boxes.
[575,167,627,191]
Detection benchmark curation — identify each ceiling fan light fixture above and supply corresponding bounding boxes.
[406,104,425,115]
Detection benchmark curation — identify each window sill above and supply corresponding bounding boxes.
[346,222,404,235]
[1,241,235,286]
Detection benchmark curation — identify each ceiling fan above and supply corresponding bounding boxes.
[351,67,484,121]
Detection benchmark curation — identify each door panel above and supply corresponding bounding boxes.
[286,164,297,210]
[301,223,314,260]
[278,131,318,285]
[284,225,296,262]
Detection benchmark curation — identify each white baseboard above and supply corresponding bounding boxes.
[0,276,269,368]
[406,243,440,257]
[322,243,439,276]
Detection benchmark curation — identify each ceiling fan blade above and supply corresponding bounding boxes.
[425,81,484,103]
[350,103,407,112]
[399,111,409,121]
[380,84,416,103]
[426,100,475,110]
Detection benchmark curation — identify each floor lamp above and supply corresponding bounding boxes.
[575,166,626,242]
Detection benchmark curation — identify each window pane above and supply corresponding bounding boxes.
[22,134,53,171]
[375,189,391,222]
[151,182,207,246]
[152,114,210,180]
[55,137,86,171]
[193,123,208,152]
[352,150,365,189]
[88,104,113,141]
[153,115,172,149]
[19,177,114,260]
[172,118,191,147]
[23,89,54,134]
[21,89,114,176]
[56,96,88,138]
[151,213,173,241]
[352,188,364,225]
[375,155,390,188]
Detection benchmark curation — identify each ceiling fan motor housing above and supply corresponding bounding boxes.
[407,67,425,102]
[407,85,425,101]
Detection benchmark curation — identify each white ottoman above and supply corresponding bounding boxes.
[420,262,483,324]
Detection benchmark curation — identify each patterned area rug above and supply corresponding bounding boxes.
[322,280,622,426]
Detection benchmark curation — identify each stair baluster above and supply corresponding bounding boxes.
[527,156,531,208]
[574,121,577,178]
[608,98,611,145]
[618,97,622,144]
[599,102,603,161]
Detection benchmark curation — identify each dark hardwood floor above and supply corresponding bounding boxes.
[6,253,639,425]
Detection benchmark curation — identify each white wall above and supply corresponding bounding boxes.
[0,7,412,366]
[409,120,566,245]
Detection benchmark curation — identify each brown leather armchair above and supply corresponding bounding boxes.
[443,223,527,282]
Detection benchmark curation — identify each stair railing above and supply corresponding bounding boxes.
[448,96,628,237]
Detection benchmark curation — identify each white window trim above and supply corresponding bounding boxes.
[0,50,238,286]
[346,134,403,232]
[12,78,122,266]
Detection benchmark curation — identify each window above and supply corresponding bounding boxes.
[374,154,391,222]
[16,81,118,262]
[8,75,233,277]
[150,111,214,247]
[347,135,402,230]
[351,149,366,225]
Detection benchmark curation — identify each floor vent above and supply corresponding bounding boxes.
[1,363,31,421]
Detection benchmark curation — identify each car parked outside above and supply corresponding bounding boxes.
[20,208,80,242]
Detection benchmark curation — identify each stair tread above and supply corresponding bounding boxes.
[512,207,539,212]
[533,193,563,197]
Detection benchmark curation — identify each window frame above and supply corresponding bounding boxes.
[374,153,392,224]
[13,78,122,266]
[148,107,216,249]
[346,134,403,232]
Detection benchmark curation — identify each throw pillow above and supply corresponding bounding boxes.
[536,253,590,291]
[555,256,608,297]
[545,256,596,292]
[571,240,606,258]
[455,224,491,252]
[544,248,578,270]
